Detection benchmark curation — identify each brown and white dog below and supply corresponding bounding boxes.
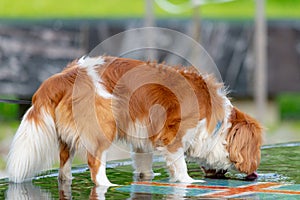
[7,56,262,185]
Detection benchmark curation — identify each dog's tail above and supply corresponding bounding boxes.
[6,104,59,183]
[6,64,78,183]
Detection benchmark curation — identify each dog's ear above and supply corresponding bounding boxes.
[226,107,263,175]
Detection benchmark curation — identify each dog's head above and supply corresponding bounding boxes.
[226,107,263,176]
[218,107,262,180]
[202,107,263,180]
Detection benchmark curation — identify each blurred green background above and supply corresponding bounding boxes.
[1,0,300,19]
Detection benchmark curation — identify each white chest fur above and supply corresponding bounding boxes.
[186,119,233,171]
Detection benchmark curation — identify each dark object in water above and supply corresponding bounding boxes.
[202,168,228,179]
[245,172,258,181]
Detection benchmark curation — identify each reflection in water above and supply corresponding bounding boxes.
[129,193,153,200]
[1,142,299,199]
[59,182,114,200]
[128,182,188,200]
[60,181,189,200]
[89,185,110,200]
[59,180,72,200]
[6,182,52,200]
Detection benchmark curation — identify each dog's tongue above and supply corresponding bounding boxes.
[245,172,258,181]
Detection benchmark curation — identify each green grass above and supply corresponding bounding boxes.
[0,103,18,122]
[0,0,144,18]
[277,93,300,120]
[1,0,300,19]
[0,121,18,141]
[0,121,19,170]
[0,97,22,171]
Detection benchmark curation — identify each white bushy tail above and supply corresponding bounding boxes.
[6,106,58,183]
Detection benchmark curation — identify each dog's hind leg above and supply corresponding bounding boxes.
[131,147,154,181]
[87,150,116,186]
[58,141,75,183]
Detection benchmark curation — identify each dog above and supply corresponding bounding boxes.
[7,56,262,185]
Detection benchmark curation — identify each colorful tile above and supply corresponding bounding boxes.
[116,180,300,198]
[117,184,219,196]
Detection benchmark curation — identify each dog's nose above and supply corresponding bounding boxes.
[245,171,258,181]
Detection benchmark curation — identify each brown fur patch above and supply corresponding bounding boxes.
[59,142,71,168]
[97,58,224,152]
[226,107,263,174]
[204,76,226,133]
[87,152,101,184]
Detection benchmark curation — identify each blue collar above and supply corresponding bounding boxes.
[213,121,223,136]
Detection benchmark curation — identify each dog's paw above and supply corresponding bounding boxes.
[96,182,119,187]
[171,175,205,183]
[202,167,228,179]
[190,179,205,183]
[133,171,155,181]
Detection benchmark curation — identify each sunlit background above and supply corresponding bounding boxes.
[0,0,300,178]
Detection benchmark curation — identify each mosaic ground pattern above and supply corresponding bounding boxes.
[117,179,300,199]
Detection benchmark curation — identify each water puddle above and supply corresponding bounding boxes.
[0,142,299,199]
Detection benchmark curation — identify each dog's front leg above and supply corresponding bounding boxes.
[164,147,204,183]
[87,150,116,186]
[131,146,154,181]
